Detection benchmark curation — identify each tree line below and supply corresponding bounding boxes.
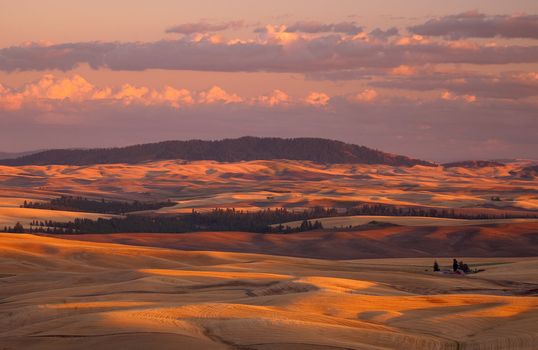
[21,196,538,220]
[21,196,175,214]
[345,203,538,219]
[6,200,537,235]
[4,208,325,234]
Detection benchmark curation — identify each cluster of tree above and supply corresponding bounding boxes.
[453,259,471,273]
[2,222,25,233]
[442,160,504,168]
[274,219,324,233]
[510,165,538,180]
[344,203,537,219]
[12,208,326,234]
[21,196,175,214]
[432,259,484,275]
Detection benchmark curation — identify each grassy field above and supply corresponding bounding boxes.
[0,233,536,350]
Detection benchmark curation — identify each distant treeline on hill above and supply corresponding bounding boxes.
[6,202,538,234]
[346,204,538,219]
[6,208,325,234]
[0,137,434,166]
[21,196,175,214]
[442,160,505,168]
[22,196,538,220]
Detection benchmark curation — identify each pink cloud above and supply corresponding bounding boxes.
[441,91,476,103]
[166,21,245,35]
[410,11,538,39]
[258,89,289,106]
[390,65,417,76]
[150,87,194,108]
[372,70,538,100]
[304,92,330,106]
[350,89,378,103]
[0,75,108,110]
[198,86,243,104]
[0,76,230,110]
[256,25,301,44]
[2,29,538,73]
[284,21,363,35]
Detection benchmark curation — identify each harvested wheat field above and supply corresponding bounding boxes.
[1,159,538,224]
[276,215,538,228]
[1,233,537,350]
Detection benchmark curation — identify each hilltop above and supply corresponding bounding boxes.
[0,137,434,166]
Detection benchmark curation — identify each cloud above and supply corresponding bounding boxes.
[3,32,538,73]
[113,84,149,101]
[349,89,378,102]
[0,75,319,111]
[255,25,301,44]
[284,21,363,35]
[151,86,194,108]
[409,11,538,39]
[166,21,244,34]
[3,69,536,116]
[304,92,330,106]
[198,86,243,104]
[390,65,416,76]
[0,75,244,110]
[369,27,399,40]
[258,89,289,106]
[371,70,538,100]
[0,75,111,110]
[441,91,476,103]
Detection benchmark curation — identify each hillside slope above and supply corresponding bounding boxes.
[54,222,538,259]
[0,137,434,166]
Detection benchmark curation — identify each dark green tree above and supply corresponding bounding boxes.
[12,222,25,233]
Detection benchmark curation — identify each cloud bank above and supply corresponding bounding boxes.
[1,28,538,73]
[409,11,538,39]
[284,21,363,35]
[166,21,244,34]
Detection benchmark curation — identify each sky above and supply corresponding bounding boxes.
[0,0,537,162]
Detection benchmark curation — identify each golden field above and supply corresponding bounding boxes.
[0,234,537,350]
[0,159,537,229]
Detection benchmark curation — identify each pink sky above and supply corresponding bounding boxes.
[1,0,537,161]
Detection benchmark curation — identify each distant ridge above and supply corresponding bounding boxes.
[442,160,505,168]
[0,137,434,167]
[0,150,43,161]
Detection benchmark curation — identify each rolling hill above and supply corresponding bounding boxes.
[1,233,537,350]
[54,222,538,259]
[0,150,42,160]
[0,137,434,166]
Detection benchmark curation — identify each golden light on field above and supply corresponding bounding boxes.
[1,234,537,349]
